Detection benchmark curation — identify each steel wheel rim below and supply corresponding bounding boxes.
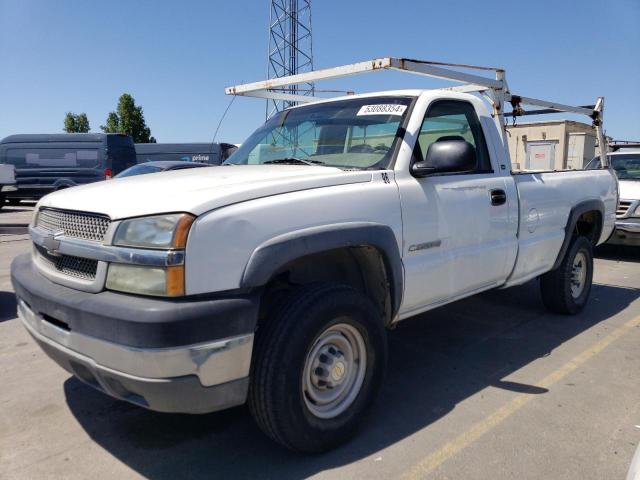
[570,251,588,299]
[302,322,367,419]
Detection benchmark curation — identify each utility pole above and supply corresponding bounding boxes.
[267,0,313,118]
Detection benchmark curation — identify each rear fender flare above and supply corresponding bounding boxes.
[552,199,604,270]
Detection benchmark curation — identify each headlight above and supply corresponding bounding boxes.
[113,213,194,249]
[635,204,640,217]
[106,264,185,297]
[108,213,194,296]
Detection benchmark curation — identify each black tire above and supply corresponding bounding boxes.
[249,283,388,452]
[540,236,593,315]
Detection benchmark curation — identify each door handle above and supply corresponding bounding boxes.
[490,189,507,206]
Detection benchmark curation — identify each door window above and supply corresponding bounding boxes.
[416,100,492,172]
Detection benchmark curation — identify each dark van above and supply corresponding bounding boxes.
[0,133,136,203]
[135,142,238,165]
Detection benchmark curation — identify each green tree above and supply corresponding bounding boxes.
[75,113,90,133]
[100,93,156,143]
[63,112,90,133]
[102,112,119,133]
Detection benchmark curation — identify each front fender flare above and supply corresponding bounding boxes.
[240,222,404,317]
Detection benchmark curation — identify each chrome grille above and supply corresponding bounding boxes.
[35,245,98,281]
[36,208,110,242]
[617,201,632,217]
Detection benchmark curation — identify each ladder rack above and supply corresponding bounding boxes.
[225,57,608,166]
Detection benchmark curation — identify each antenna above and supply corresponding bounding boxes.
[267,0,313,118]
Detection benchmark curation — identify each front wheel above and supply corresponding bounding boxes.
[540,236,593,315]
[248,283,387,452]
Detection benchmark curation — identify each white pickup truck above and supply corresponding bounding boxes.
[11,58,617,452]
[586,143,640,246]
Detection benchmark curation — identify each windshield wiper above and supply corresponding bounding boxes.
[263,157,325,166]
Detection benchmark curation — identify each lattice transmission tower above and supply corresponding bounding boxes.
[267,0,314,118]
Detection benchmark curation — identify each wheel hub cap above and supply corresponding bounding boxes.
[570,252,587,299]
[309,344,349,389]
[302,323,367,419]
[332,361,346,381]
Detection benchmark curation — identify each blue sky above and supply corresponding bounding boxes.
[1,0,638,143]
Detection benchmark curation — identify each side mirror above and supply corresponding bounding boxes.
[411,139,477,177]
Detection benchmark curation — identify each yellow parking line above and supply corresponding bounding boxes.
[403,314,640,480]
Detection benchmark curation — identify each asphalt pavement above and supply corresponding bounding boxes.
[0,215,639,479]
[0,203,32,235]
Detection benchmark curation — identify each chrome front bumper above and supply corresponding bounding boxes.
[608,219,640,247]
[18,298,253,413]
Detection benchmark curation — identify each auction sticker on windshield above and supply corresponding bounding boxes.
[357,104,407,116]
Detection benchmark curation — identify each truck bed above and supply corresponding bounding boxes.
[505,169,617,287]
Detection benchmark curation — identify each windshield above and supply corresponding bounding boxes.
[115,163,163,178]
[587,154,640,180]
[225,96,414,170]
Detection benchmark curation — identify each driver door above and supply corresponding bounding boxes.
[398,100,518,314]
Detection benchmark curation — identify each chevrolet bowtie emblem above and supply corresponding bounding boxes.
[42,230,64,256]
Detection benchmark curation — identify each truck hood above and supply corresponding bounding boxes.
[619,180,640,201]
[37,165,373,219]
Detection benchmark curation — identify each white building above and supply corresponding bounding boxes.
[506,120,605,171]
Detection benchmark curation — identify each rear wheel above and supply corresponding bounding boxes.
[540,236,593,314]
[249,283,387,452]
